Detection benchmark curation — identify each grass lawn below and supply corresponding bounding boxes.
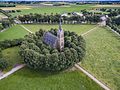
[0,67,103,90]
[2,46,23,72]
[0,24,96,41]
[81,27,120,90]
[0,25,28,41]
[23,24,96,34]
[10,4,94,17]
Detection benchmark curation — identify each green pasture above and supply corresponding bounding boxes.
[0,25,28,41]
[23,24,96,34]
[0,24,96,41]
[81,27,120,90]
[0,67,102,90]
[10,5,94,17]
[2,47,23,72]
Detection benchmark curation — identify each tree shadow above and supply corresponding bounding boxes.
[16,66,66,78]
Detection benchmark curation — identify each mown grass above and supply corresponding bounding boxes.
[23,24,96,34]
[2,46,23,72]
[81,27,120,90]
[0,25,28,41]
[0,67,103,90]
[0,24,96,41]
[10,4,94,17]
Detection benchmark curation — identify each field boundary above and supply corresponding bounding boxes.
[81,26,98,36]
[0,64,25,80]
[20,25,33,33]
[76,26,110,90]
[107,26,120,36]
[75,64,110,90]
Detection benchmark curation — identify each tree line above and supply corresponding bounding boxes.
[107,17,120,35]
[18,13,101,24]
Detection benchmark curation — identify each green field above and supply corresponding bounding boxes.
[0,24,96,41]
[81,27,120,90]
[2,47,23,72]
[0,25,28,41]
[0,67,102,90]
[10,5,93,17]
[23,24,96,34]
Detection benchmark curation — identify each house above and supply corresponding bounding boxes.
[100,15,107,26]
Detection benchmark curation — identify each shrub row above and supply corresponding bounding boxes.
[0,49,8,71]
[0,38,23,50]
[107,23,120,35]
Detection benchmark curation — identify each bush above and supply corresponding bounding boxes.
[0,38,23,50]
[0,58,8,70]
[19,29,86,72]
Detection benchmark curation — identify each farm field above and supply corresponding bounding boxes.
[93,4,120,8]
[0,5,32,10]
[0,67,102,90]
[9,4,94,17]
[0,25,28,41]
[81,27,120,90]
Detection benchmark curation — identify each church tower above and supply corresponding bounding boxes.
[57,17,64,51]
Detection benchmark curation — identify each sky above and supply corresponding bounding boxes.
[0,0,120,1]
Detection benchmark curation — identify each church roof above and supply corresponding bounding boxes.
[43,32,58,48]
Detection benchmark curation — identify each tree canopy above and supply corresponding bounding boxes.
[19,29,86,72]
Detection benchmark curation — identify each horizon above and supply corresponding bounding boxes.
[0,0,120,2]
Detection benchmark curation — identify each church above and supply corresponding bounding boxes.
[43,19,64,51]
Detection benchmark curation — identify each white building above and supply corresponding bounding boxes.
[100,16,107,26]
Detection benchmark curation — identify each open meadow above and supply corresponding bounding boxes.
[8,4,94,17]
[0,25,28,41]
[0,67,102,90]
[81,27,120,90]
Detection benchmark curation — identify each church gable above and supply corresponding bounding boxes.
[43,32,58,48]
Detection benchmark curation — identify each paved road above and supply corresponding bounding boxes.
[0,64,25,80]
